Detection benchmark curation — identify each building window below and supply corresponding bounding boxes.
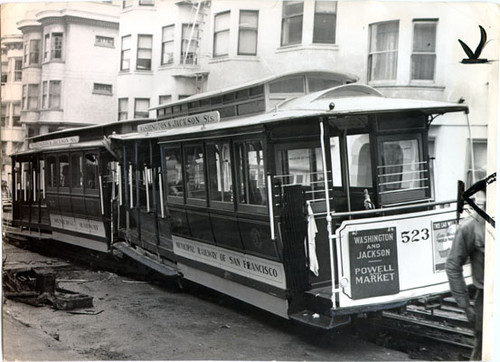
[1,104,8,127]
[466,140,487,188]
[95,35,115,47]
[214,12,230,57]
[12,103,20,127]
[43,33,63,61]
[49,80,61,108]
[281,1,303,46]
[14,59,22,81]
[161,25,174,65]
[30,39,40,64]
[51,33,63,60]
[138,35,154,69]
[93,83,113,95]
[159,95,171,105]
[42,81,48,108]
[134,98,150,118]
[137,35,153,70]
[23,84,39,110]
[1,62,7,84]
[121,35,131,71]
[139,0,154,5]
[313,1,336,44]
[411,20,437,81]
[24,39,40,65]
[238,10,258,55]
[182,24,199,64]
[368,21,399,81]
[118,98,128,120]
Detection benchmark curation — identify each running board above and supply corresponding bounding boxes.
[112,242,178,277]
[289,310,351,330]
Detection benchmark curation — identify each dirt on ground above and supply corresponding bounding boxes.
[1,241,411,361]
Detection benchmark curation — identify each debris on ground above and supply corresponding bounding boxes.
[2,267,93,311]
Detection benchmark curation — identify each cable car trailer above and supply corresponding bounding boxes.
[7,80,470,329]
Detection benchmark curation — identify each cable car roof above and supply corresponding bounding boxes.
[111,84,468,141]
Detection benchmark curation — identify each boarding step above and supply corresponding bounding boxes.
[112,241,178,278]
[289,309,351,330]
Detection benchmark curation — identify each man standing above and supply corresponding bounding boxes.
[446,191,485,361]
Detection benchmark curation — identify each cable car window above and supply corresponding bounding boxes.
[165,147,184,198]
[71,154,83,190]
[21,162,30,202]
[276,146,324,201]
[346,134,372,187]
[378,138,422,192]
[46,156,56,188]
[184,145,206,200]
[235,141,266,206]
[59,155,70,188]
[39,159,45,199]
[330,137,342,187]
[207,142,233,203]
[85,153,98,190]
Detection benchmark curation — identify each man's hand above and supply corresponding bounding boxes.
[465,305,476,324]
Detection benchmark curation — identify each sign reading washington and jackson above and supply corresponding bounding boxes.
[349,227,399,299]
[29,136,80,149]
[138,111,220,133]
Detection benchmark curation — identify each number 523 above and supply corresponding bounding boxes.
[401,228,430,243]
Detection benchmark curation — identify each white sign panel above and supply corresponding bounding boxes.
[49,214,106,238]
[173,236,286,289]
[29,136,80,149]
[336,208,471,307]
[138,111,220,133]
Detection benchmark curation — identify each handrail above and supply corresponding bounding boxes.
[312,199,456,218]
[377,161,428,169]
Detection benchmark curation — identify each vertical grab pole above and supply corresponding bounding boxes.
[320,120,336,308]
[466,112,476,184]
[267,174,275,240]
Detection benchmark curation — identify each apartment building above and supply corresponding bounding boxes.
[1,34,24,185]
[1,1,497,193]
[16,2,121,140]
[117,0,497,198]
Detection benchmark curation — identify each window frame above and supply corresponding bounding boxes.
[161,25,175,65]
[313,1,337,44]
[281,1,304,46]
[206,140,234,210]
[48,80,61,109]
[23,83,39,110]
[134,98,150,119]
[367,20,399,82]
[181,23,199,64]
[183,142,207,207]
[234,138,268,214]
[136,34,153,71]
[95,35,115,48]
[93,83,113,96]
[118,98,129,121]
[163,145,185,205]
[120,35,131,71]
[411,19,438,82]
[238,10,259,56]
[213,11,230,58]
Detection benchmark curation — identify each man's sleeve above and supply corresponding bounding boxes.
[445,227,471,309]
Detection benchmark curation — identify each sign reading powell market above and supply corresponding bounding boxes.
[349,227,399,299]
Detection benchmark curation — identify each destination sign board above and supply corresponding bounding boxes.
[29,136,79,149]
[138,111,220,133]
[348,227,399,299]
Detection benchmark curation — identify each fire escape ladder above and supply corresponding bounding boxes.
[183,0,210,65]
